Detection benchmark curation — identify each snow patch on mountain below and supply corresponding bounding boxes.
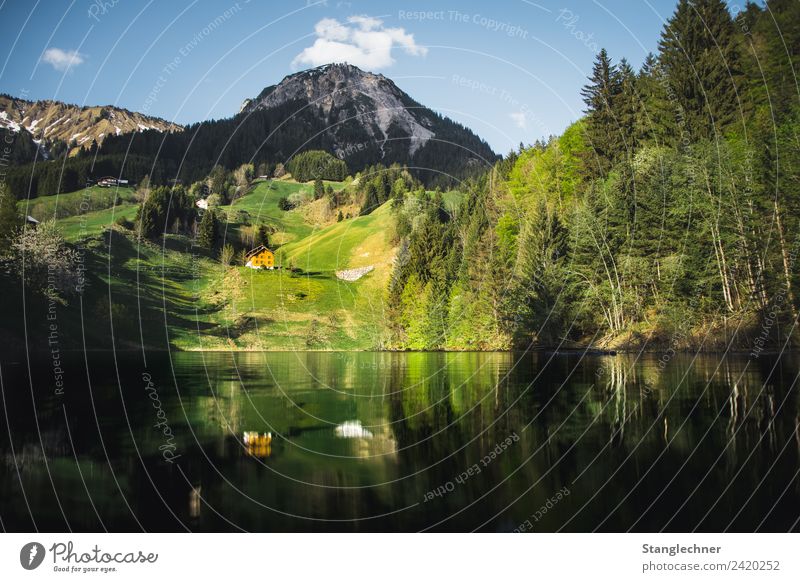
[0,94,183,154]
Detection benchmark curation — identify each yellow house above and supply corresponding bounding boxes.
[245,245,275,269]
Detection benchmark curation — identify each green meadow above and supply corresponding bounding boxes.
[19,185,138,222]
[46,179,394,351]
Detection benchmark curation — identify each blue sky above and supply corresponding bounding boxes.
[0,0,695,153]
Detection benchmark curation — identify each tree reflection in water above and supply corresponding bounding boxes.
[0,350,798,531]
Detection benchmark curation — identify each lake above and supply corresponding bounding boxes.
[1,351,798,532]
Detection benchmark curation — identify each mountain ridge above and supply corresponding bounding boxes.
[0,94,182,156]
[3,63,498,189]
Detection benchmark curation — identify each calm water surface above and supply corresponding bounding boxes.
[1,351,798,531]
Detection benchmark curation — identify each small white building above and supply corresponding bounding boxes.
[97,176,129,187]
[195,198,209,210]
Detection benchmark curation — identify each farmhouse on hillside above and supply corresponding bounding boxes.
[97,176,129,187]
[245,245,275,269]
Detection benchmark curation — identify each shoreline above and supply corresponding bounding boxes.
[4,346,798,356]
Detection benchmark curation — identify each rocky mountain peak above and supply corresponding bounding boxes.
[243,63,436,157]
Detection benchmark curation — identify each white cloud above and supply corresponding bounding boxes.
[41,48,85,72]
[347,15,382,31]
[293,15,427,70]
[510,111,527,130]
[315,17,350,41]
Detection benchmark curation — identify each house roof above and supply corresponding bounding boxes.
[245,245,272,258]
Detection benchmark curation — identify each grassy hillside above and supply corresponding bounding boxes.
[15,185,140,242]
[442,190,464,215]
[210,202,396,350]
[0,226,222,353]
[219,179,348,246]
[280,202,395,271]
[57,204,139,241]
[30,179,396,351]
[220,180,314,245]
[18,185,138,221]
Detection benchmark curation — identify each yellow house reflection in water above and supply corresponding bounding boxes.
[243,431,272,458]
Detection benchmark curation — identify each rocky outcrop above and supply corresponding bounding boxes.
[0,94,182,154]
[244,64,434,157]
[336,265,374,281]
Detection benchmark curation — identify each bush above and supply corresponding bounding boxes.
[11,220,81,299]
[220,243,235,266]
[233,209,250,224]
[254,224,269,248]
[115,216,134,230]
[305,319,329,348]
[287,191,307,208]
[93,297,136,335]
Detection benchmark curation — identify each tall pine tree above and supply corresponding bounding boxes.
[581,48,622,179]
[658,0,742,140]
[197,209,219,250]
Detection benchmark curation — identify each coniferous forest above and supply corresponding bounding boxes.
[386,0,800,351]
